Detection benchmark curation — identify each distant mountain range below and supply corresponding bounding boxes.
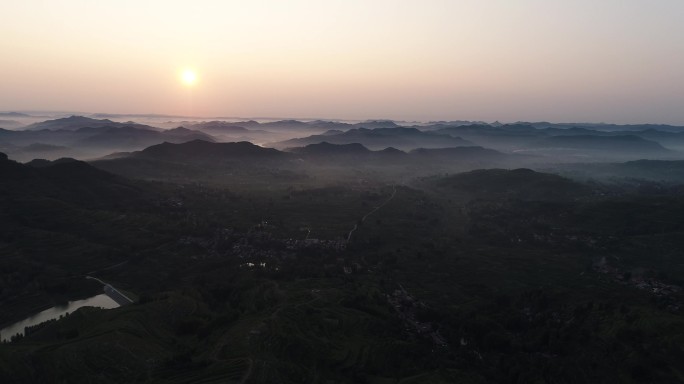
[76,126,215,148]
[187,121,251,134]
[0,112,31,118]
[527,122,684,133]
[185,121,285,143]
[527,135,670,153]
[0,120,25,129]
[2,115,684,164]
[286,141,518,163]
[0,117,218,161]
[271,127,474,150]
[23,115,161,132]
[508,134,678,162]
[90,140,302,184]
[433,123,684,153]
[89,140,530,184]
[290,142,377,156]
[135,140,286,162]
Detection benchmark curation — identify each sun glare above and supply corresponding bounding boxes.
[181,69,197,86]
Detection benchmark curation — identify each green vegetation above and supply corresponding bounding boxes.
[1,153,683,383]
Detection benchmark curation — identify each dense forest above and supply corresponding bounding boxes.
[1,147,683,383]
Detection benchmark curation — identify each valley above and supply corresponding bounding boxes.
[1,118,683,382]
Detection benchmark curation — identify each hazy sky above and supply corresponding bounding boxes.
[2,0,684,123]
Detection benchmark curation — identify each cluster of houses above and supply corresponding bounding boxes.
[178,224,351,276]
[593,256,682,311]
[282,238,347,252]
[387,285,447,348]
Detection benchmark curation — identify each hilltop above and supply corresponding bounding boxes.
[23,115,160,132]
[135,140,286,161]
[271,127,474,150]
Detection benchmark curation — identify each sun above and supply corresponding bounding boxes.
[181,69,197,86]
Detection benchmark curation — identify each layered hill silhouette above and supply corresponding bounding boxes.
[271,127,474,150]
[289,142,375,156]
[90,140,297,183]
[528,135,669,153]
[409,146,510,161]
[0,117,219,161]
[75,126,215,148]
[0,152,147,208]
[89,140,531,184]
[23,115,160,132]
[103,140,527,165]
[4,116,684,165]
[135,140,286,161]
[434,123,684,154]
[0,119,24,129]
[187,121,286,143]
[519,134,675,160]
[287,142,410,165]
[187,121,251,134]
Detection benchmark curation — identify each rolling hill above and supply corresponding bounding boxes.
[135,140,286,161]
[271,127,475,150]
[0,119,219,161]
[430,168,588,200]
[528,134,670,153]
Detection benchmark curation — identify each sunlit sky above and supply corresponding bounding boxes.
[2,0,684,123]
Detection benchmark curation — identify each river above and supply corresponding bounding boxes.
[0,294,119,342]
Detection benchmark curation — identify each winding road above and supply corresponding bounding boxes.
[346,185,397,242]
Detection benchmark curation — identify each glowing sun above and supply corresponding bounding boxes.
[181,69,197,86]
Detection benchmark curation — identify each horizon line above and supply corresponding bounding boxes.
[3,110,684,127]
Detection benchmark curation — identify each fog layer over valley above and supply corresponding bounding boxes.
[2,113,684,180]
